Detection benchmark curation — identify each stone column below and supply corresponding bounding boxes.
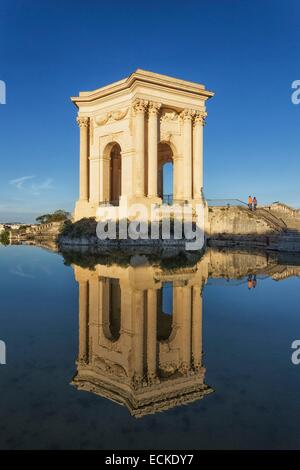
[148,102,161,198]
[120,150,133,199]
[147,289,157,383]
[133,100,148,197]
[173,155,183,201]
[181,110,194,201]
[89,156,100,204]
[99,154,110,203]
[192,286,202,371]
[193,111,206,200]
[77,116,89,201]
[79,281,89,363]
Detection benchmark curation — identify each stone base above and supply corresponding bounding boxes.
[74,200,96,221]
[74,197,208,228]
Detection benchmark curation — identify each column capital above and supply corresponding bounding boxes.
[77,116,89,128]
[180,109,195,121]
[148,101,161,115]
[133,99,148,113]
[194,111,207,126]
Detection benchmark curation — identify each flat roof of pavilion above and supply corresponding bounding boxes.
[71,69,214,106]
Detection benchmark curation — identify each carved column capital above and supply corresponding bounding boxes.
[148,101,161,115]
[179,362,190,375]
[194,111,207,126]
[133,99,148,113]
[77,116,89,128]
[180,109,195,122]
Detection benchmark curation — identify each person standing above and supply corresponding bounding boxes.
[248,195,253,210]
[253,196,257,211]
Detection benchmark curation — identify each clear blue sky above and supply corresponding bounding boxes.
[0,0,299,222]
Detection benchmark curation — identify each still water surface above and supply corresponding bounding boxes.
[0,244,300,449]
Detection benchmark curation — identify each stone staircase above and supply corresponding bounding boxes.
[255,207,287,232]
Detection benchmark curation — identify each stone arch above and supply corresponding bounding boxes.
[158,142,175,203]
[102,141,122,204]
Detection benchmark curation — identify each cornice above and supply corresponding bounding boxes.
[71,69,214,108]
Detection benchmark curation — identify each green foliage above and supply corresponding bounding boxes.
[59,217,97,239]
[36,210,71,224]
[0,230,10,246]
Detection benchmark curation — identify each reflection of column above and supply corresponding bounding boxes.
[134,290,145,385]
[193,112,206,200]
[77,116,89,201]
[101,278,110,335]
[148,102,161,198]
[181,110,193,201]
[181,285,192,373]
[133,100,148,197]
[192,286,202,370]
[79,281,89,363]
[147,289,157,382]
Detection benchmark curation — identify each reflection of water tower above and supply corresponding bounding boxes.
[71,261,213,417]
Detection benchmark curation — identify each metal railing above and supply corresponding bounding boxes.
[206,199,248,207]
[98,199,120,207]
[207,199,287,231]
[162,194,173,205]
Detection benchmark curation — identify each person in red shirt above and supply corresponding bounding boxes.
[253,196,257,211]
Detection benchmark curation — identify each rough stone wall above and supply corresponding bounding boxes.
[268,203,300,230]
[29,221,63,235]
[207,206,278,237]
[203,248,269,278]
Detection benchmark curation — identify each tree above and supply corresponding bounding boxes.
[36,210,71,224]
[36,214,51,224]
[0,230,10,246]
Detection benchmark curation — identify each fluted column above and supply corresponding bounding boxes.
[193,111,206,200]
[181,110,194,201]
[79,280,89,363]
[148,102,161,198]
[192,286,202,371]
[173,155,183,201]
[99,154,110,203]
[133,100,148,197]
[77,116,89,201]
[147,289,157,382]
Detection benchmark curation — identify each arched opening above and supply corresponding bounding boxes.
[102,277,121,342]
[158,143,173,204]
[157,282,173,341]
[109,279,121,340]
[109,143,121,204]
